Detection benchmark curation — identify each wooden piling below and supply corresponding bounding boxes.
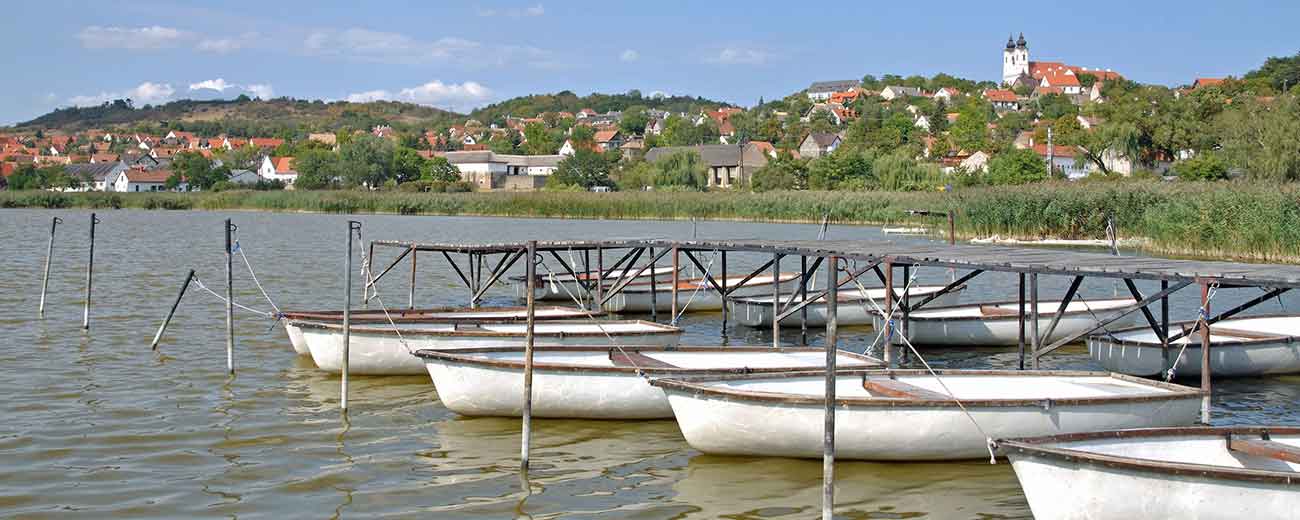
[365,241,375,306]
[1200,281,1212,424]
[720,251,728,331]
[151,269,195,350]
[39,216,61,318]
[772,252,781,348]
[224,218,234,374]
[596,247,604,307]
[821,256,839,520]
[1161,280,1170,373]
[800,255,809,345]
[83,213,98,330]
[521,240,538,472]
[901,265,911,364]
[947,211,956,246]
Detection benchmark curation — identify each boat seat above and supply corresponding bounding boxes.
[979,305,1020,317]
[609,350,678,369]
[1208,327,1290,341]
[1227,435,1300,465]
[862,377,955,400]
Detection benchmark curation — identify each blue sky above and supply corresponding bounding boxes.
[1,0,1297,125]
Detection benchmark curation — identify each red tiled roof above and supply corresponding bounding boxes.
[1040,71,1081,87]
[249,138,285,148]
[1032,143,1077,158]
[593,129,620,143]
[1,162,15,177]
[983,89,1019,102]
[1193,78,1225,89]
[271,157,295,173]
[125,169,176,183]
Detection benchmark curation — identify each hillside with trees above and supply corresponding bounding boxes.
[468,90,731,125]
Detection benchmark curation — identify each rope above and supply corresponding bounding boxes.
[233,239,282,316]
[353,232,416,355]
[192,275,276,317]
[1165,282,1220,381]
[538,258,651,379]
[670,250,717,325]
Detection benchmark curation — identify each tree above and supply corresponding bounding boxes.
[651,151,709,190]
[751,152,807,191]
[422,156,461,182]
[619,106,649,135]
[1055,119,1140,176]
[173,151,226,190]
[338,135,394,187]
[389,147,427,184]
[294,148,341,189]
[549,149,614,189]
[807,147,876,190]
[950,101,990,152]
[1218,95,1300,181]
[523,122,559,155]
[1244,51,1300,93]
[1173,152,1230,181]
[986,148,1047,185]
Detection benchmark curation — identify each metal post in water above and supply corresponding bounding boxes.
[342,221,360,411]
[1161,280,1170,372]
[1030,273,1040,370]
[821,256,839,520]
[224,218,235,374]
[720,251,728,332]
[83,213,99,330]
[671,247,680,321]
[521,240,538,472]
[772,252,781,348]
[151,269,195,350]
[649,247,658,322]
[1017,273,1026,370]
[901,265,911,364]
[1199,280,1212,424]
[408,247,418,309]
[884,262,895,367]
[39,216,62,318]
[365,241,375,307]
[947,210,956,246]
[800,255,809,345]
[595,247,604,308]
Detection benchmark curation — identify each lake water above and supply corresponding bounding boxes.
[2,208,1298,518]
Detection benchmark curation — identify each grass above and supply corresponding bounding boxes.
[5,182,1300,262]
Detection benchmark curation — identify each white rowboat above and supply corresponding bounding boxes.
[1089,315,1300,378]
[998,426,1300,519]
[511,266,682,301]
[728,285,965,328]
[300,320,681,375]
[602,272,802,313]
[282,305,603,355]
[652,369,1201,460]
[415,346,882,419]
[871,298,1138,347]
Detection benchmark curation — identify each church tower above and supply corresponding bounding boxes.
[1002,33,1030,85]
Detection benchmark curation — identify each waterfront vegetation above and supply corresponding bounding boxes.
[7,181,1300,262]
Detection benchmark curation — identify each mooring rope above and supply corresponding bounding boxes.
[538,257,653,379]
[191,275,276,317]
[1165,282,1220,381]
[670,250,718,325]
[232,239,282,317]
[353,232,416,355]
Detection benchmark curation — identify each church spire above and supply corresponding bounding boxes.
[1006,34,1015,50]
[1017,32,1027,48]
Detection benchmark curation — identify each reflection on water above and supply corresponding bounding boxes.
[1,208,1297,518]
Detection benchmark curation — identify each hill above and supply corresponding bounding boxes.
[468,90,733,124]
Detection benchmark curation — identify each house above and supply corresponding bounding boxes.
[227,169,261,185]
[372,125,396,139]
[959,151,990,172]
[619,138,646,159]
[806,80,860,101]
[749,140,777,159]
[880,86,923,100]
[643,144,769,188]
[442,151,564,191]
[576,108,597,119]
[983,89,1021,111]
[65,162,128,191]
[308,133,338,147]
[798,132,841,159]
[932,87,962,103]
[1032,143,1092,180]
[257,156,298,184]
[249,137,285,150]
[1002,33,1123,86]
[113,168,186,192]
[914,115,931,132]
[1077,115,1104,129]
[1038,69,1083,95]
[593,129,623,151]
[90,153,120,164]
[1193,78,1226,89]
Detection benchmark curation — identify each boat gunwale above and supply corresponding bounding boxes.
[282,305,605,323]
[294,319,682,337]
[615,272,803,294]
[413,346,885,375]
[1087,313,1300,348]
[877,297,1139,323]
[726,285,966,307]
[508,264,685,283]
[649,368,1204,408]
[996,426,1300,485]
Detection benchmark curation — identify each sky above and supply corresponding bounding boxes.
[1,0,1298,125]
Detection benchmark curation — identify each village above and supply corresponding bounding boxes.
[0,33,1283,193]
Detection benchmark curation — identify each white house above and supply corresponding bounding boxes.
[960,151,990,172]
[798,132,842,159]
[443,151,564,190]
[914,115,931,132]
[257,156,298,184]
[113,169,186,192]
[933,87,962,103]
[880,86,923,100]
[806,80,860,101]
[65,162,128,192]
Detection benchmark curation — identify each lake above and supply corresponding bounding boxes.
[3,208,1297,518]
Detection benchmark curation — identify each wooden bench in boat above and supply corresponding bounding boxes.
[1178,325,1290,342]
[609,350,679,369]
[979,305,1020,317]
[1227,435,1300,464]
[862,377,955,400]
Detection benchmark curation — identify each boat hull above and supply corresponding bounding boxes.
[730,287,962,328]
[603,276,800,313]
[1089,317,1300,377]
[875,310,1136,347]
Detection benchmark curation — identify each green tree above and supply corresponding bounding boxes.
[522,122,559,155]
[549,149,614,189]
[173,151,226,190]
[1172,152,1230,181]
[619,106,649,135]
[1218,95,1300,181]
[986,148,1046,185]
[390,147,428,184]
[751,152,807,191]
[651,151,708,190]
[807,147,876,190]
[950,101,990,151]
[422,156,462,182]
[338,135,394,187]
[294,148,341,189]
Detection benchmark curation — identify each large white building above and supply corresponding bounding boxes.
[1002,33,1031,85]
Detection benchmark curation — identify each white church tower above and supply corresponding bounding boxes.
[1002,33,1029,85]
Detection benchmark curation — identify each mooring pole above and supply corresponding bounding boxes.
[365,241,375,307]
[883,262,895,367]
[901,265,911,364]
[800,255,809,345]
[720,251,728,331]
[583,249,591,308]
[82,213,99,330]
[521,240,538,472]
[39,216,62,318]
[224,218,235,374]
[408,247,417,309]
[151,269,195,350]
[671,246,680,321]
[595,247,604,307]
[342,221,360,411]
[1199,280,1212,424]
[1030,273,1040,370]
[772,252,782,348]
[649,247,658,322]
[947,210,956,246]
[821,256,839,520]
[1161,280,1170,372]
[1017,273,1027,370]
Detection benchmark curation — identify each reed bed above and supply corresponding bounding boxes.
[5,182,1300,262]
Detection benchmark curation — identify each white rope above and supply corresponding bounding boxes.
[1165,282,1220,381]
[233,240,282,316]
[537,258,651,378]
[353,232,416,355]
[192,275,276,317]
[671,250,718,325]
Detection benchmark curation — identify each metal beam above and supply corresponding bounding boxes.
[1166,287,1291,344]
[778,257,825,315]
[366,246,414,290]
[722,257,777,297]
[441,251,472,290]
[1124,278,1167,342]
[1035,280,1193,358]
[681,250,726,295]
[910,269,983,311]
[772,259,886,326]
[1041,276,1084,342]
[599,247,672,307]
[471,249,526,304]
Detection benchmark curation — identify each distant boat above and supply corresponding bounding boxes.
[415,346,882,419]
[299,320,682,375]
[511,266,682,301]
[651,369,1201,460]
[728,285,965,328]
[998,426,1300,519]
[602,272,802,313]
[871,298,1138,347]
[882,227,929,235]
[281,306,602,356]
[1090,315,1300,378]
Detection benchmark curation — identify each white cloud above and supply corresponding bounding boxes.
[77,25,189,50]
[478,4,544,17]
[345,80,493,111]
[304,27,555,68]
[246,84,274,99]
[649,90,668,99]
[189,78,235,92]
[69,82,176,106]
[707,46,769,65]
[188,79,273,99]
[197,38,243,53]
[620,49,639,62]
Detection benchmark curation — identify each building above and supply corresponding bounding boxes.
[880,86,923,100]
[983,89,1021,111]
[1002,33,1123,88]
[806,80,860,101]
[1032,143,1092,180]
[798,132,842,159]
[112,169,186,192]
[443,151,564,191]
[257,156,298,185]
[593,129,623,151]
[65,162,128,191]
[643,144,769,188]
[1193,78,1226,89]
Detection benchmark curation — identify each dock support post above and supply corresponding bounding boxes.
[671,247,679,322]
[342,221,360,411]
[522,240,538,472]
[901,265,911,364]
[1161,280,1170,372]
[720,251,728,332]
[365,241,374,307]
[649,247,658,322]
[39,216,61,318]
[1030,273,1040,370]
[408,247,417,309]
[151,269,195,350]
[1017,273,1026,370]
[583,249,591,308]
[821,256,839,520]
[883,261,895,367]
[83,213,99,330]
[800,255,809,345]
[223,218,234,373]
[595,248,604,308]
[1199,281,1212,424]
[947,210,956,245]
[772,253,782,348]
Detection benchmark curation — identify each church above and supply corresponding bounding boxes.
[1001,33,1122,93]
